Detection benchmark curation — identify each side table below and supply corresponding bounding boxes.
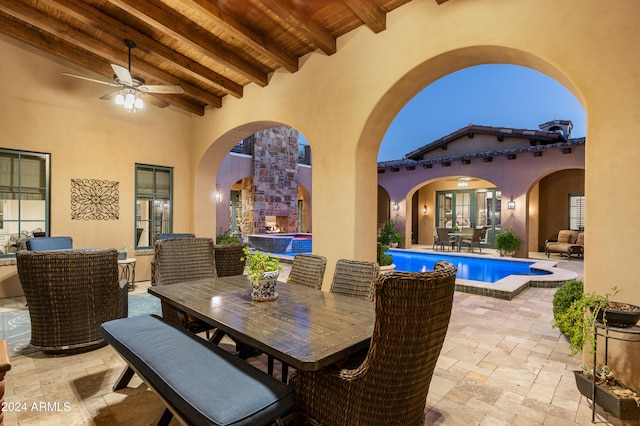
[117,258,137,291]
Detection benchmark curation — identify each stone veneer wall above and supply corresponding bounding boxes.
[241,127,299,235]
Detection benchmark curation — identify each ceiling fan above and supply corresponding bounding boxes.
[63,39,184,111]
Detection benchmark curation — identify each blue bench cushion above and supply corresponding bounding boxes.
[26,236,73,251]
[101,315,293,426]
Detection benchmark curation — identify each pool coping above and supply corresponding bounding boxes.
[389,248,577,300]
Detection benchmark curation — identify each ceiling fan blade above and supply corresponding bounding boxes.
[139,84,184,94]
[99,90,121,100]
[141,93,170,108]
[62,72,119,87]
[112,64,133,86]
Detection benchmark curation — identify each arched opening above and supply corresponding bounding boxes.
[374,63,585,258]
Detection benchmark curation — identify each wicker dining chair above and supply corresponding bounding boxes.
[330,259,380,302]
[287,254,327,289]
[289,262,457,425]
[150,233,195,285]
[268,253,328,379]
[16,249,127,353]
[154,237,217,337]
[214,243,247,277]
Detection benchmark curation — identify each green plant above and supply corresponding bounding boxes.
[553,286,620,356]
[242,246,283,286]
[379,222,403,246]
[494,229,523,255]
[120,243,128,253]
[553,279,584,333]
[216,227,241,244]
[377,242,393,266]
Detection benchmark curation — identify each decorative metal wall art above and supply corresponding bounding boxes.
[71,179,119,220]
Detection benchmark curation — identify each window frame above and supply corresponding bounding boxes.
[134,164,173,249]
[0,148,50,257]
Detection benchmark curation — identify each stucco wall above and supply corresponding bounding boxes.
[0,36,195,294]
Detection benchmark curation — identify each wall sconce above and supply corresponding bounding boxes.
[507,196,516,210]
[422,204,428,214]
[215,184,222,203]
[392,202,399,211]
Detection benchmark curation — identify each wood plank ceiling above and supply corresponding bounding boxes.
[0,0,446,116]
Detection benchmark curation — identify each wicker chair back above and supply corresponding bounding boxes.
[290,261,457,425]
[16,248,125,352]
[153,237,217,286]
[214,243,247,277]
[330,259,379,301]
[288,254,327,289]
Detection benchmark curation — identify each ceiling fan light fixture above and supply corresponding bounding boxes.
[123,93,135,109]
[134,97,144,109]
[114,93,125,105]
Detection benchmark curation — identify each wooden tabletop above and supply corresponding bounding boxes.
[148,275,375,371]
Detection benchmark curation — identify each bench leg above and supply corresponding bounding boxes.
[156,408,174,426]
[113,365,136,391]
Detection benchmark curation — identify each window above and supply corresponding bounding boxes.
[569,194,585,231]
[0,149,50,256]
[135,165,173,248]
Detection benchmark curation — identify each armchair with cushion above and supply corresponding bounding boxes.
[16,248,127,352]
[290,262,457,425]
[545,230,584,260]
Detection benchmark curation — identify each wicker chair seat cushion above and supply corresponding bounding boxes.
[101,315,293,426]
[25,236,73,251]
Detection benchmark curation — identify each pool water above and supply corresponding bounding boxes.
[388,250,550,283]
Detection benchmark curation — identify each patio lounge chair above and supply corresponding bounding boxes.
[545,230,584,260]
[290,261,457,425]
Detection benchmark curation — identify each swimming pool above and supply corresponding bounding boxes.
[388,249,550,283]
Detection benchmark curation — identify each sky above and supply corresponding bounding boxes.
[376,64,586,162]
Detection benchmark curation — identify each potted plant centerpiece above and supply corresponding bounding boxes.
[242,246,283,301]
[553,284,640,420]
[494,229,523,256]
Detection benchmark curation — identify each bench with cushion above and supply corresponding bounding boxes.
[545,230,584,260]
[101,314,293,426]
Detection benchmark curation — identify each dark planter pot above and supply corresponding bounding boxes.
[596,303,640,328]
[574,371,640,420]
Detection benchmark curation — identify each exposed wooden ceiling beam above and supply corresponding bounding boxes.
[183,0,299,73]
[45,0,243,98]
[0,0,221,109]
[344,0,386,33]
[106,0,269,86]
[258,0,337,56]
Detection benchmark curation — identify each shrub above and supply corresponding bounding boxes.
[216,227,241,244]
[552,279,584,331]
[377,242,393,266]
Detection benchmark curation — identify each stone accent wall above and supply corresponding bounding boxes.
[241,127,299,235]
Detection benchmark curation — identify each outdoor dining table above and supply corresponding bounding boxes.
[147,275,376,374]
